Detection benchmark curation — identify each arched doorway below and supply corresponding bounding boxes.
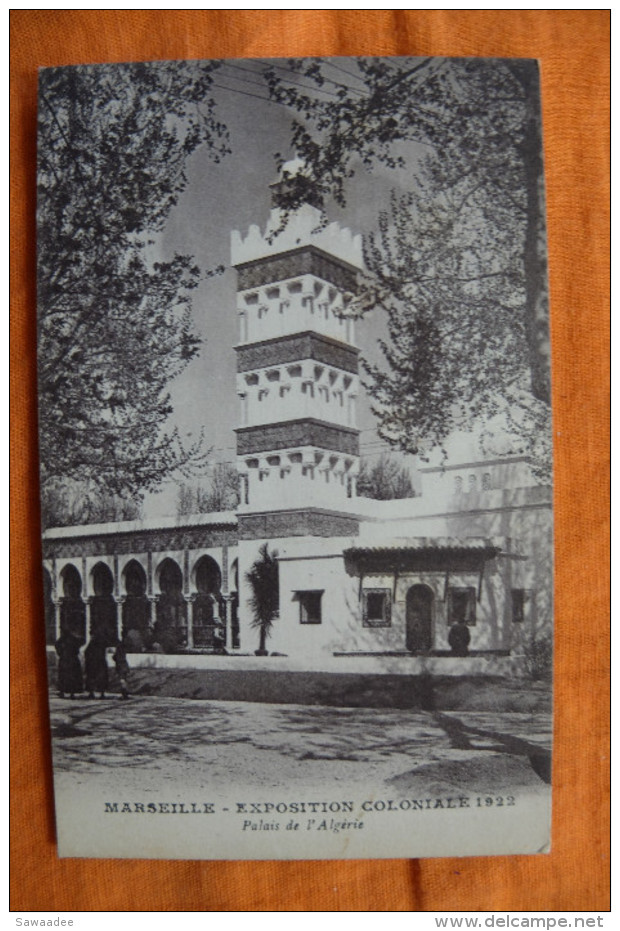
[59,564,86,641]
[405,584,434,653]
[155,559,186,652]
[90,562,117,644]
[192,555,223,650]
[43,568,56,645]
[122,560,150,652]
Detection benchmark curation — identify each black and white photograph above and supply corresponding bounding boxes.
[37,55,553,860]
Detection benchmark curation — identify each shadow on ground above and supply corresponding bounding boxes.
[47,666,551,714]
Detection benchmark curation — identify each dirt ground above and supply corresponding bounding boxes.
[49,693,552,799]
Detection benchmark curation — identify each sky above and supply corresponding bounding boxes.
[142,58,428,516]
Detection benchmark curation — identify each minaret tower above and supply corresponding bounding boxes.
[232,159,362,539]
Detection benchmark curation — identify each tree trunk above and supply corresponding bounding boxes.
[255,624,268,656]
[511,62,551,405]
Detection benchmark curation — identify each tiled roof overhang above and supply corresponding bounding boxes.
[343,539,502,573]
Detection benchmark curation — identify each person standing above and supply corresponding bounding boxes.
[84,632,109,699]
[55,630,84,699]
[113,641,130,700]
[448,619,471,657]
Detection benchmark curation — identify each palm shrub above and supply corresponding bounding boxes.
[245,543,279,655]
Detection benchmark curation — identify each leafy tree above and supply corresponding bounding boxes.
[176,463,240,516]
[41,480,142,528]
[357,454,416,500]
[37,61,229,527]
[202,462,240,512]
[522,633,553,682]
[358,183,551,478]
[176,483,197,519]
[245,543,279,655]
[264,58,551,479]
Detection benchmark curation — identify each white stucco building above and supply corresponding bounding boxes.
[42,165,553,674]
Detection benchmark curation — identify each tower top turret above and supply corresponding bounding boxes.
[269,157,323,211]
[231,157,363,271]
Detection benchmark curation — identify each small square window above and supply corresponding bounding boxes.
[447,587,476,626]
[363,589,392,628]
[297,591,323,624]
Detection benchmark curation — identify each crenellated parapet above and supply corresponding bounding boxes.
[231,203,363,272]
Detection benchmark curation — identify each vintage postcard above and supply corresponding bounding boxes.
[38,56,553,860]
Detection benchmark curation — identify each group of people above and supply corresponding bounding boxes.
[54,630,130,700]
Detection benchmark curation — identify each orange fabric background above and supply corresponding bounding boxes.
[10,10,610,912]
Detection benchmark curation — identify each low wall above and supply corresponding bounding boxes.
[87,650,521,677]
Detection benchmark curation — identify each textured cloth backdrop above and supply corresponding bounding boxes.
[10,10,609,912]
